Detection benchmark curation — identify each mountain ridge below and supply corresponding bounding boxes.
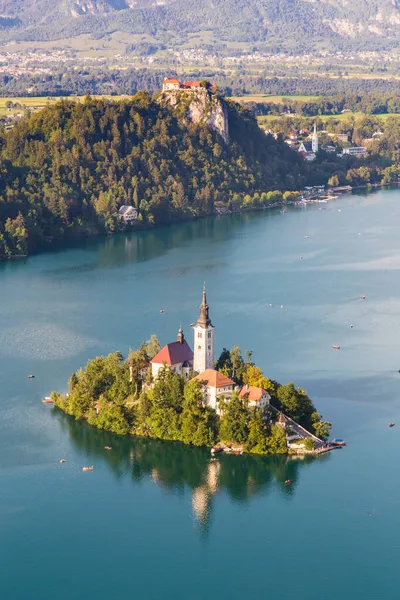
[1,0,400,51]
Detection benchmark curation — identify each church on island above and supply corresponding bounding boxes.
[150,286,270,413]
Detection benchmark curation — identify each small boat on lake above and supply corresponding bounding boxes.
[211,446,224,455]
[389,423,395,428]
[104,446,112,451]
[42,396,54,404]
[160,309,165,313]
[28,375,35,379]
[82,466,94,472]
[362,296,366,300]
[331,438,346,447]
[332,345,340,350]
[59,459,66,464]
[285,480,292,485]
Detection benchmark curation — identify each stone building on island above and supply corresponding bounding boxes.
[151,285,269,414]
[151,327,193,380]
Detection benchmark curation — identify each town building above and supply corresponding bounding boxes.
[193,369,236,412]
[328,133,349,143]
[238,385,270,409]
[118,205,138,224]
[342,146,367,156]
[298,124,318,161]
[193,284,215,373]
[150,327,193,379]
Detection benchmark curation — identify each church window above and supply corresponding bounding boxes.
[198,332,202,338]
[208,331,212,338]
[208,345,211,350]
[198,345,201,350]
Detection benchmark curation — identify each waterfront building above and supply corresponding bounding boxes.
[118,205,138,224]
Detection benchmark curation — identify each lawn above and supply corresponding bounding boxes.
[257,112,400,125]
[229,94,319,103]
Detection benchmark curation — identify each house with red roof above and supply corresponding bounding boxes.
[238,385,270,410]
[151,327,193,379]
[193,369,236,413]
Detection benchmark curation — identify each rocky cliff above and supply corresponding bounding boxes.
[159,87,229,144]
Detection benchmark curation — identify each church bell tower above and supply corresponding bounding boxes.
[193,284,214,374]
[312,123,319,154]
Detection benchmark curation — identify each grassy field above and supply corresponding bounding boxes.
[229,94,319,103]
[257,112,400,125]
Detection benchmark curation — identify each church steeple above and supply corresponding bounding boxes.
[193,283,214,373]
[312,123,318,153]
[197,283,212,328]
[177,327,184,344]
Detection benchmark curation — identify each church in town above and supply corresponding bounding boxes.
[150,286,270,413]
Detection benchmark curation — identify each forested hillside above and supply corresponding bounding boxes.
[0,93,306,258]
[1,0,400,51]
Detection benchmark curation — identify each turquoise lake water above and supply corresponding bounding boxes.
[1,190,400,599]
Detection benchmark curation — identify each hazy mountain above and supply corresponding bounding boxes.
[1,0,400,51]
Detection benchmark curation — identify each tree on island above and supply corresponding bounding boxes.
[219,392,249,444]
[180,380,218,447]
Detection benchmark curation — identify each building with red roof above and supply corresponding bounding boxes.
[238,385,270,409]
[193,369,236,413]
[151,327,193,379]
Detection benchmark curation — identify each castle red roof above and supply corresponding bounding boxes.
[151,340,193,366]
[183,81,202,88]
[164,77,181,84]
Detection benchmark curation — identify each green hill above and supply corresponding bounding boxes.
[0,92,306,258]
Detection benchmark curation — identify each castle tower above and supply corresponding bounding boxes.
[312,123,319,153]
[193,284,214,373]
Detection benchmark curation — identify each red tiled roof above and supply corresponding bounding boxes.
[183,81,202,88]
[193,369,235,389]
[278,413,287,424]
[151,340,193,366]
[239,385,269,403]
[164,77,181,84]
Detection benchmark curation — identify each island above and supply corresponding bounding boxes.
[52,286,333,456]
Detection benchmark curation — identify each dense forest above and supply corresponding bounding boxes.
[248,94,400,118]
[0,92,308,258]
[52,343,331,452]
[2,68,400,98]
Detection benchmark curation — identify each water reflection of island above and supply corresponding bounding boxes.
[56,411,329,530]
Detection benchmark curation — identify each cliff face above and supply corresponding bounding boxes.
[159,88,229,144]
